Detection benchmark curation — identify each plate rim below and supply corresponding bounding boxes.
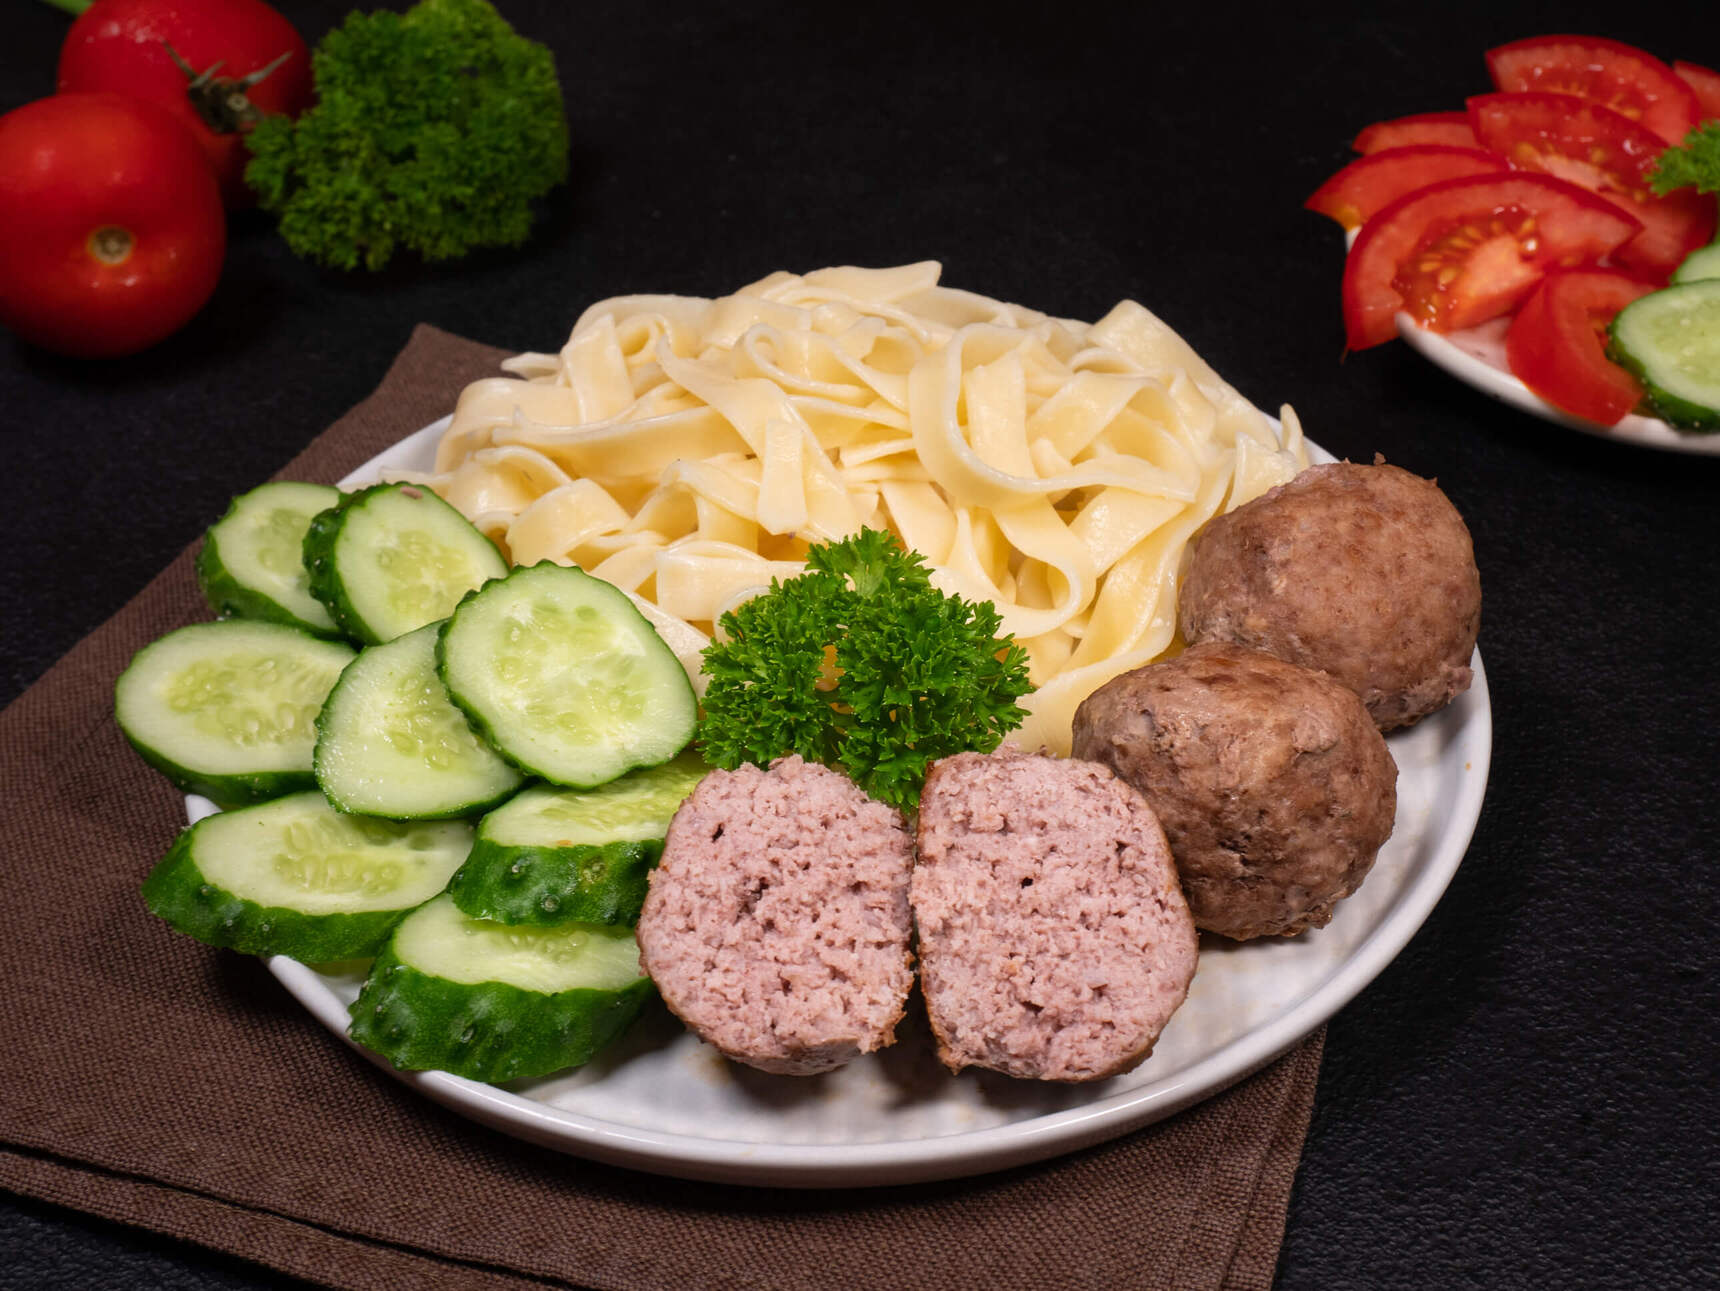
[260,420,1493,1188]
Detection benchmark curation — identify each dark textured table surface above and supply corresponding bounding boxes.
[3,2,1717,1287]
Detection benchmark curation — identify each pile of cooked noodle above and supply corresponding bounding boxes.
[399,262,1308,753]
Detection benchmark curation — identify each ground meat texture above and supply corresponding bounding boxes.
[1072,642,1397,941]
[911,749,1198,1083]
[1178,459,1480,731]
[635,756,915,1076]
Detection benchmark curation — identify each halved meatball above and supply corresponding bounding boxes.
[1178,459,1480,731]
[912,749,1199,1082]
[635,756,915,1076]
[1072,642,1397,941]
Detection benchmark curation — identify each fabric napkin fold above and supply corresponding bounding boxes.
[0,323,1323,1291]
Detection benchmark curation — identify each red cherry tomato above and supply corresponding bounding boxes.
[1673,60,1720,121]
[1353,111,1478,154]
[1505,268,1657,424]
[1307,145,1506,231]
[0,93,225,359]
[1468,91,1718,280]
[58,0,312,208]
[1485,35,1701,146]
[1341,173,1641,350]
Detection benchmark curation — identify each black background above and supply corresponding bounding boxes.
[3,1,1718,1287]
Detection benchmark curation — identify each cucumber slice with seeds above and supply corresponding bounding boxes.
[304,482,508,645]
[1608,281,1720,431]
[437,562,698,789]
[196,482,344,637]
[450,749,710,925]
[115,620,355,806]
[141,792,474,962]
[315,622,525,820]
[347,893,654,1082]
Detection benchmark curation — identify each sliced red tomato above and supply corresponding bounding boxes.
[1353,111,1478,154]
[1505,268,1657,424]
[1342,173,1641,350]
[1468,91,1717,280]
[1673,60,1720,121]
[1486,35,1700,146]
[1307,146,1506,231]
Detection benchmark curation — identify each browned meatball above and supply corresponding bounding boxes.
[1071,642,1397,941]
[1178,459,1480,731]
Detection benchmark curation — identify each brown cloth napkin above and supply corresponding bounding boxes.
[0,324,1324,1291]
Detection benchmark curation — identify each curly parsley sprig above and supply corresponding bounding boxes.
[244,0,568,271]
[697,529,1031,812]
[1651,120,1720,198]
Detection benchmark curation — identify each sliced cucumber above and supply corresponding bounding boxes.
[1672,243,1720,285]
[115,621,355,806]
[141,792,474,962]
[196,482,344,638]
[437,562,698,789]
[450,749,710,926]
[303,483,508,645]
[347,893,654,1082]
[315,622,525,820]
[1608,281,1720,431]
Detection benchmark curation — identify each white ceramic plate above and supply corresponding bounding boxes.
[1341,229,1717,455]
[207,421,1492,1187]
[1397,314,1720,456]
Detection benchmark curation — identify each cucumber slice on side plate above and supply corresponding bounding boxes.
[438,562,698,789]
[1608,280,1720,431]
[315,621,525,819]
[1671,244,1720,285]
[115,620,355,806]
[450,748,710,926]
[142,792,474,962]
[347,893,655,1082]
[304,482,508,645]
[196,481,344,638]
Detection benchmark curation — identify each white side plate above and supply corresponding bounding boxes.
[1398,314,1720,456]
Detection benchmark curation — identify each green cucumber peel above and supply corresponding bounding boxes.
[449,751,709,925]
[347,899,654,1082]
[448,836,662,927]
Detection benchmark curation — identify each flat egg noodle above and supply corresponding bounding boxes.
[397,264,1309,754]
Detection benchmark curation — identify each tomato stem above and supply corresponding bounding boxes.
[37,0,93,15]
[163,41,294,135]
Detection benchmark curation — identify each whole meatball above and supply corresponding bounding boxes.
[1071,642,1397,940]
[1178,459,1480,731]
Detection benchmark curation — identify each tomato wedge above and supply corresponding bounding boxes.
[1353,111,1478,154]
[1468,91,1717,280]
[1307,145,1505,231]
[1486,35,1700,146]
[1673,60,1720,122]
[1342,173,1641,350]
[1505,268,1657,424]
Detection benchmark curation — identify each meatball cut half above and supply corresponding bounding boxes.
[1178,458,1480,731]
[911,749,1198,1083]
[1072,642,1398,941]
[635,756,915,1076]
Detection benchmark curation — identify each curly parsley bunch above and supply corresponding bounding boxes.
[245,0,568,271]
[698,530,1032,812]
